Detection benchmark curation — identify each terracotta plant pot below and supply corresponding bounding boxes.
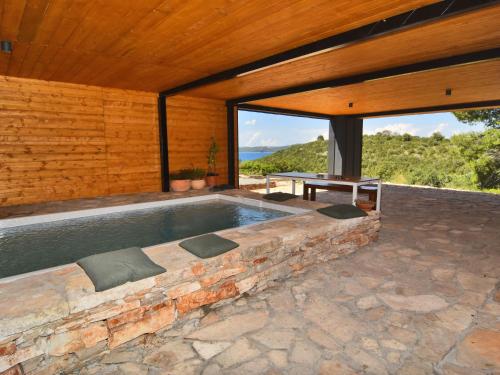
[170,179,191,192]
[191,179,206,190]
[356,199,375,212]
[205,175,218,187]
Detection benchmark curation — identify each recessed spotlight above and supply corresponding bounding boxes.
[1,40,12,53]
[445,88,452,96]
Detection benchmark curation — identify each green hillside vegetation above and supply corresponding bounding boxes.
[239,130,500,193]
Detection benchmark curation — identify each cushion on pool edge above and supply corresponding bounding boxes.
[209,184,234,192]
[178,233,239,259]
[77,247,166,292]
[263,192,297,202]
[317,204,367,219]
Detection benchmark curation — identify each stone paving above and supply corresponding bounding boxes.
[75,185,500,375]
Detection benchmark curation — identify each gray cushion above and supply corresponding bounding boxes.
[209,184,234,192]
[179,233,239,259]
[263,192,297,202]
[317,204,367,219]
[77,247,166,292]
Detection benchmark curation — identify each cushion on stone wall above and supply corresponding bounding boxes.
[317,204,367,219]
[77,247,166,292]
[209,184,234,192]
[178,233,239,259]
[263,192,297,202]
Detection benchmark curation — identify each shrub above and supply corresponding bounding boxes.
[170,169,192,180]
[189,168,206,180]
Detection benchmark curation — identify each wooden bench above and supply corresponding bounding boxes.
[303,181,378,202]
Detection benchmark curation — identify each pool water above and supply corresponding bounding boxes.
[0,200,290,278]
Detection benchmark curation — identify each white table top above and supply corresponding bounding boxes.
[267,172,380,184]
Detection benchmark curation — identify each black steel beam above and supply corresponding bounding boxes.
[229,48,500,104]
[160,0,498,97]
[351,100,500,118]
[238,103,331,120]
[157,95,169,191]
[227,104,236,187]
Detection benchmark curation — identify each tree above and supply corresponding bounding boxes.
[453,109,499,129]
[430,132,445,142]
[402,133,412,141]
[316,135,325,141]
[451,130,500,189]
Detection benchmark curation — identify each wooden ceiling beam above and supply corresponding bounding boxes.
[248,59,500,116]
[238,101,500,120]
[160,0,498,97]
[353,100,500,118]
[238,104,332,120]
[228,48,500,105]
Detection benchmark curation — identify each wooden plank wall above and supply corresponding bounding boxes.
[0,75,160,206]
[167,96,228,185]
[103,88,160,195]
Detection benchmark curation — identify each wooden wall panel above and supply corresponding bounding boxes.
[103,88,160,195]
[167,96,228,185]
[0,75,160,206]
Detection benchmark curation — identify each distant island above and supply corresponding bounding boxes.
[239,146,289,152]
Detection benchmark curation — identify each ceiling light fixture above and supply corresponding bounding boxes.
[1,40,13,53]
[349,102,354,108]
[445,88,452,96]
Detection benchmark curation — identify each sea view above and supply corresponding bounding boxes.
[239,151,273,161]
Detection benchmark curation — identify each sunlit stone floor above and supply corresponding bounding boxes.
[68,186,499,374]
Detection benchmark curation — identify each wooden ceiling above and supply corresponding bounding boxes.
[0,0,435,92]
[247,59,500,116]
[185,3,500,100]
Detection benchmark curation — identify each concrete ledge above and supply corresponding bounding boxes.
[0,190,380,374]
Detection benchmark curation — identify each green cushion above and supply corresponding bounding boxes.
[179,233,239,259]
[77,247,166,292]
[263,192,297,202]
[317,204,367,219]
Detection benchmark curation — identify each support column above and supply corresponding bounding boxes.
[327,116,363,177]
[227,104,237,187]
[157,95,169,191]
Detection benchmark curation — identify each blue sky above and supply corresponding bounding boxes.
[238,110,485,147]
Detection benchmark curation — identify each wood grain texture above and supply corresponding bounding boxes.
[249,60,500,116]
[187,4,500,100]
[166,95,228,185]
[103,88,160,195]
[0,75,160,206]
[0,0,435,91]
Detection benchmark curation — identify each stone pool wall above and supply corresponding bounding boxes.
[0,197,379,375]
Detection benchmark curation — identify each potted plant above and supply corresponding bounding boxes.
[206,136,219,187]
[170,169,191,192]
[356,199,375,212]
[190,168,206,190]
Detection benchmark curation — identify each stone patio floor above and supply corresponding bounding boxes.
[75,185,500,375]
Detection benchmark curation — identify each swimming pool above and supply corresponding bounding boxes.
[0,195,305,279]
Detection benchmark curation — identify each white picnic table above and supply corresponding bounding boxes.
[266,172,382,212]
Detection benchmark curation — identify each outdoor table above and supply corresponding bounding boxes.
[266,172,382,212]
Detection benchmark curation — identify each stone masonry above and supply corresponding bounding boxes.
[0,190,379,374]
[69,184,499,375]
